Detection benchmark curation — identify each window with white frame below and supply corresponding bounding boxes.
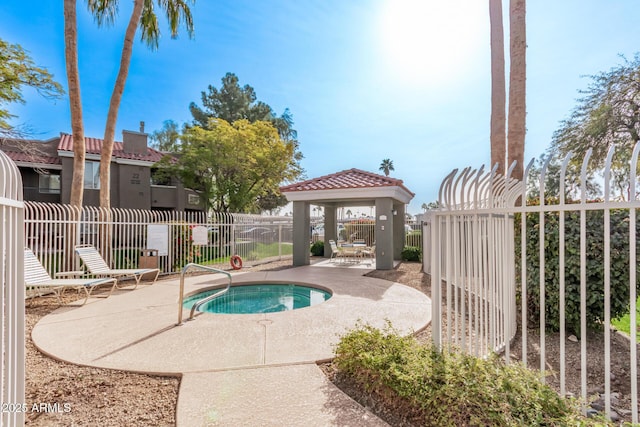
[38,173,61,194]
[84,161,100,189]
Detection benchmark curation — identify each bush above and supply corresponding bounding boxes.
[333,323,596,426]
[516,207,640,334]
[310,240,324,256]
[401,246,421,262]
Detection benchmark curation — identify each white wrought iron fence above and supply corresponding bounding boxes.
[0,150,25,427]
[428,146,639,423]
[310,211,422,253]
[25,203,293,275]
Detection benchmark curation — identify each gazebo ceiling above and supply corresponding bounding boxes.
[280,168,414,205]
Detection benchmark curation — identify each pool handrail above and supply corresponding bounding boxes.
[177,262,232,325]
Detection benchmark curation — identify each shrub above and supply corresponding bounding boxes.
[333,323,597,426]
[401,246,421,262]
[516,207,640,334]
[310,240,324,256]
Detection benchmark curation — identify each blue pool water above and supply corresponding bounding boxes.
[184,284,332,314]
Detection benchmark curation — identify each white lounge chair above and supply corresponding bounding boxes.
[75,245,160,289]
[329,240,344,263]
[24,248,117,305]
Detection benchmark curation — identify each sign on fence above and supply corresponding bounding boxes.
[147,224,169,256]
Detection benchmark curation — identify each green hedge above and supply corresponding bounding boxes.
[516,207,640,334]
[334,323,593,426]
[401,246,421,262]
[310,240,324,256]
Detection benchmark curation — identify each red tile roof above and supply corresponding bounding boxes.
[1,139,61,166]
[280,168,414,196]
[58,133,166,162]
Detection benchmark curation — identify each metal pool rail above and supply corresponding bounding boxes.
[177,263,232,325]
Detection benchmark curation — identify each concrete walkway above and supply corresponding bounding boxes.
[32,265,431,426]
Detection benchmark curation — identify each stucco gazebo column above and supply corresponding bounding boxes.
[292,201,310,266]
[375,197,394,270]
[393,203,406,260]
[323,205,337,257]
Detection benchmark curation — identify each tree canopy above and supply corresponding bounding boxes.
[379,158,394,176]
[189,73,298,141]
[550,54,640,198]
[0,37,64,136]
[160,119,301,213]
[149,119,181,151]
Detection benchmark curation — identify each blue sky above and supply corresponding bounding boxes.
[2,1,640,214]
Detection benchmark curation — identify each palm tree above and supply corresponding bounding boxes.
[346,209,352,219]
[421,203,428,212]
[507,0,526,181]
[63,0,85,208]
[379,159,394,176]
[88,0,194,208]
[489,0,506,176]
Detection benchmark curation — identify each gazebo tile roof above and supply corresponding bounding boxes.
[280,168,414,196]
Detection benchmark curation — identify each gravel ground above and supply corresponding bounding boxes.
[25,259,639,425]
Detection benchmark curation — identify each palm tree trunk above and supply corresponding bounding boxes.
[507,0,526,181]
[99,0,144,209]
[489,0,506,176]
[64,0,85,208]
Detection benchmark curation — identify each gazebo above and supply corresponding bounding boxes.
[280,168,415,270]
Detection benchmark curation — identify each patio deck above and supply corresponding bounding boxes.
[32,265,431,426]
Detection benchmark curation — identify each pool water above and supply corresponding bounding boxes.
[184,284,332,314]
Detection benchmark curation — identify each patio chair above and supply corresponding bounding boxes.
[360,245,376,264]
[24,248,117,305]
[75,245,160,289]
[329,240,345,263]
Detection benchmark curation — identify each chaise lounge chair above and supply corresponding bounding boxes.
[24,248,117,305]
[75,244,160,289]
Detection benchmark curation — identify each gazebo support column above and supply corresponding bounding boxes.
[375,197,394,270]
[393,203,405,261]
[292,201,310,266]
[323,205,337,258]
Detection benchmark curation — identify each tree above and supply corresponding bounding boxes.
[526,154,600,200]
[161,119,301,213]
[550,54,640,199]
[187,73,304,212]
[86,0,194,209]
[0,38,64,138]
[64,0,86,208]
[190,73,274,128]
[489,0,506,176]
[189,73,299,144]
[379,158,394,176]
[149,119,181,151]
[507,0,526,181]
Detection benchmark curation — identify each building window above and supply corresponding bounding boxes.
[84,161,100,189]
[38,173,61,194]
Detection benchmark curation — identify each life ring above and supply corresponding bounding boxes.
[230,255,243,270]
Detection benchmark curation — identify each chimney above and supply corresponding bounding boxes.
[139,121,145,133]
[122,129,148,155]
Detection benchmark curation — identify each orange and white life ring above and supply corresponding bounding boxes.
[230,255,243,270]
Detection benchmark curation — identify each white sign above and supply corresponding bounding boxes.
[147,224,169,256]
[379,215,387,221]
[191,225,208,246]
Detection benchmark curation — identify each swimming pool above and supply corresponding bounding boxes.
[183,284,332,314]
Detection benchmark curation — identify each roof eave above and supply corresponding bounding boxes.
[282,186,414,204]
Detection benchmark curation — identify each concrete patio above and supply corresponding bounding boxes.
[32,265,431,426]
